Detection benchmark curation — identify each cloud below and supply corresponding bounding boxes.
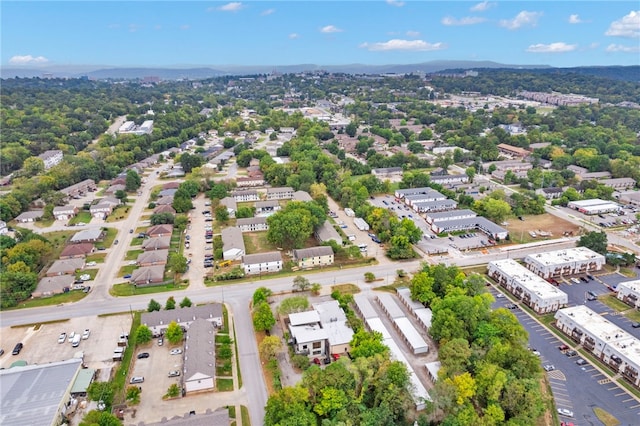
[526,42,577,53]
[218,2,243,12]
[406,30,420,38]
[9,55,49,65]
[606,43,640,52]
[568,14,582,24]
[605,10,640,38]
[359,39,447,52]
[261,8,275,16]
[288,33,299,39]
[386,0,404,7]
[107,23,120,30]
[499,11,542,30]
[320,25,343,33]
[470,1,496,12]
[441,16,486,26]
[180,25,190,31]
[129,24,142,32]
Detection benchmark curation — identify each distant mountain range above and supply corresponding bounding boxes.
[1,60,552,80]
[2,61,637,81]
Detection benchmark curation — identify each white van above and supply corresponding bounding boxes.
[358,244,368,252]
[347,234,356,241]
[71,334,81,347]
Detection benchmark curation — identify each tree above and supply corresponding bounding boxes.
[87,381,114,407]
[126,386,141,405]
[125,170,141,192]
[22,157,45,177]
[410,272,436,306]
[148,299,161,312]
[277,296,310,315]
[79,410,122,426]
[253,301,276,332]
[345,121,358,137]
[293,275,311,292]
[214,205,229,222]
[475,197,511,224]
[349,330,389,359]
[253,287,272,305]
[310,283,322,296]
[168,252,188,274]
[165,383,181,398]
[578,231,608,255]
[135,324,152,344]
[165,296,176,310]
[267,209,314,249]
[150,212,175,225]
[259,335,282,360]
[179,296,192,308]
[364,272,375,282]
[265,386,316,426]
[165,321,184,344]
[115,189,128,203]
[465,167,476,183]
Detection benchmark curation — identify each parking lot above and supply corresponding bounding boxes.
[0,314,132,370]
[488,285,640,424]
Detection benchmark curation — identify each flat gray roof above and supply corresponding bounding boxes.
[0,358,82,426]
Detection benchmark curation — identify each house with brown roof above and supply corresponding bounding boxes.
[105,183,126,195]
[137,249,169,266]
[142,236,171,251]
[60,243,94,259]
[153,204,176,215]
[156,196,174,206]
[147,224,174,238]
[162,182,180,190]
[53,205,79,221]
[130,265,165,286]
[46,258,85,277]
[497,143,530,158]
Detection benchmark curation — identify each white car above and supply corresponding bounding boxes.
[58,332,67,344]
[168,370,181,377]
[79,274,90,281]
[496,294,505,298]
[82,329,91,340]
[86,261,97,267]
[68,332,76,343]
[543,364,555,372]
[557,408,574,417]
[169,348,183,355]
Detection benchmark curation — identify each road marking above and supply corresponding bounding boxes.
[598,378,612,384]
[629,403,640,408]
[548,370,567,381]
[615,392,628,396]
[623,398,635,403]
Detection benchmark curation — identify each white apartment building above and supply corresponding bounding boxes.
[524,247,605,279]
[617,280,640,309]
[487,259,568,313]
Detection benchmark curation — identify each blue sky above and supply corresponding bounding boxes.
[2,1,639,68]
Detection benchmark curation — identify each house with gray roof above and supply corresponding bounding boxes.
[137,249,169,266]
[89,197,120,219]
[431,216,508,240]
[292,191,313,202]
[33,275,75,297]
[231,189,259,202]
[14,210,44,223]
[220,197,237,217]
[411,199,458,213]
[237,216,268,232]
[141,304,223,337]
[425,209,477,224]
[266,186,294,200]
[156,195,174,206]
[315,220,341,245]
[70,228,104,243]
[130,265,165,286]
[142,236,171,251]
[183,318,217,394]
[255,200,281,215]
[293,246,334,269]
[53,205,78,221]
[139,408,230,426]
[221,227,245,260]
[153,204,176,215]
[60,179,97,198]
[241,251,283,275]
[0,358,83,426]
[159,188,178,197]
[46,258,85,277]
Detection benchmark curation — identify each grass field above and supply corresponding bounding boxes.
[503,214,581,244]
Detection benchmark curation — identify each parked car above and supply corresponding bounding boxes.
[68,332,76,343]
[123,274,132,279]
[565,350,577,357]
[11,342,23,355]
[575,358,587,366]
[58,332,67,344]
[496,294,505,299]
[130,376,144,384]
[158,337,164,346]
[632,322,640,328]
[114,239,119,245]
[168,370,180,377]
[558,408,574,417]
[82,329,91,340]
[543,364,555,371]
[170,348,183,355]
[137,352,150,359]
[558,344,569,351]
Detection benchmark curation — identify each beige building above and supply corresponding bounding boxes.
[293,246,334,269]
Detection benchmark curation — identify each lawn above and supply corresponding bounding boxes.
[86,253,107,263]
[76,268,99,280]
[4,291,86,310]
[125,249,144,261]
[503,214,580,244]
[34,218,55,228]
[117,265,138,276]
[593,407,621,426]
[243,232,278,254]
[105,205,132,223]
[599,294,633,312]
[331,283,360,295]
[41,230,75,255]
[110,281,187,296]
[69,212,92,225]
[216,378,234,392]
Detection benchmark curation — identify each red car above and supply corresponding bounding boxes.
[558,344,569,351]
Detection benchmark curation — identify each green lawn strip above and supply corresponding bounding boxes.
[3,291,86,310]
[233,324,242,388]
[593,407,621,426]
[125,249,144,261]
[600,294,633,312]
[626,310,640,322]
[240,406,250,426]
[110,282,185,297]
[76,268,99,280]
[113,313,141,404]
[117,265,138,276]
[228,406,236,418]
[69,212,92,224]
[615,377,640,399]
[216,378,234,391]
[85,253,107,263]
[105,205,132,223]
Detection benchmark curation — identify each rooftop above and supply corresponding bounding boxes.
[525,247,605,266]
[489,259,568,300]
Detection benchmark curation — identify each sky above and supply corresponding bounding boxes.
[2,1,639,69]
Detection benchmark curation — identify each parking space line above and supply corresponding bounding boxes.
[629,403,640,408]
[623,398,635,403]
[615,392,628,396]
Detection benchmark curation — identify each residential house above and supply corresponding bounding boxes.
[60,243,94,259]
[153,204,176,215]
[183,318,216,394]
[292,191,313,202]
[536,187,564,200]
[236,176,265,188]
[158,188,177,198]
[315,220,341,245]
[141,304,224,337]
[232,189,260,202]
[221,227,245,260]
[137,249,169,266]
[105,184,125,195]
[32,275,75,298]
[241,251,283,275]
[130,265,165,286]
[162,182,180,190]
[37,150,64,169]
[255,200,280,215]
[429,174,469,186]
[14,211,44,223]
[372,167,403,179]
[53,205,79,221]
[237,217,268,232]
[142,236,171,251]
[602,178,636,191]
[155,196,174,206]
[293,246,334,269]
[313,300,354,356]
[46,258,85,277]
[220,197,237,217]
[497,143,530,158]
[89,197,120,219]
[69,228,104,243]
[146,224,174,238]
[60,179,97,199]
[266,187,294,200]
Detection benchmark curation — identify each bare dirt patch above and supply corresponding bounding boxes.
[504,214,580,244]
